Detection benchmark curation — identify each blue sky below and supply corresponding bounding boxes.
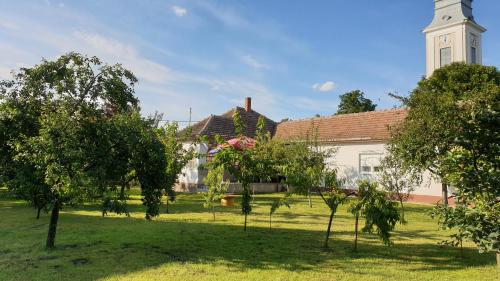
[1,0,499,123]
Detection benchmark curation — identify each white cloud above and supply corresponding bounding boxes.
[71,31,177,84]
[0,21,18,30]
[241,55,268,69]
[312,81,337,92]
[172,5,187,17]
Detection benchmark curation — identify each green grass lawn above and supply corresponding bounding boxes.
[0,191,496,281]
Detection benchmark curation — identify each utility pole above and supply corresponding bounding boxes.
[189,107,192,127]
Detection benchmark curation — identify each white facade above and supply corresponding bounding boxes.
[177,142,208,189]
[325,142,442,197]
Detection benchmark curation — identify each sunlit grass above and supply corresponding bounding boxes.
[0,191,496,281]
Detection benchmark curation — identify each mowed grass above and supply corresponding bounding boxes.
[0,190,496,281]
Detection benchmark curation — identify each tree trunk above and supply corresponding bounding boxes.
[36,207,42,219]
[165,199,169,214]
[269,213,272,230]
[324,208,335,248]
[354,213,359,252]
[244,213,247,232]
[442,182,448,206]
[308,189,312,208]
[46,200,60,249]
[496,251,499,281]
[399,198,406,223]
[212,205,216,221]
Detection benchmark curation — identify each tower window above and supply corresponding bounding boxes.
[440,47,452,67]
[471,47,477,64]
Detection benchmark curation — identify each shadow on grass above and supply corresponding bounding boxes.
[0,195,496,281]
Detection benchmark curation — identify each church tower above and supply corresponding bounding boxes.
[424,0,486,77]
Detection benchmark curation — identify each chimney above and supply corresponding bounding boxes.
[244,97,251,112]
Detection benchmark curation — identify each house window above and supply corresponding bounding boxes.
[440,47,452,67]
[471,47,477,64]
[359,153,383,178]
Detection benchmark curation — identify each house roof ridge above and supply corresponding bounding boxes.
[280,108,408,124]
[198,114,215,135]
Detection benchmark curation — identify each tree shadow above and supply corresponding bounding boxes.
[0,195,496,281]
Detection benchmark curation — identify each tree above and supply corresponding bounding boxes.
[158,121,199,213]
[206,113,260,231]
[269,196,290,230]
[391,63,499,270]
[378,148,422,222]
[349,180,401,252]
[280,139,351,248]
[203,165,228,220]
[336,90,377,115]
[429,76,499,270]
[389,63,500,206]
[0,53,168,248]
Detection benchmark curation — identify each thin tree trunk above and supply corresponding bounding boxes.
[269,213,272,230]
[354,212,359,252]
[324,208,335,248]
[459,238,463,259]
[399,198,405,223]
[166,199,169,214]
[36,207,42,219]
[442,182,448,206]
[244,213,247,232]
[212,205,216,221]
[496,251,499,281]
[308,189,312,208]
[46,200,60,249]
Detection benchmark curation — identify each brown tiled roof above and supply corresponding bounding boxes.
[183,107,277,141]
[274,109,408,143]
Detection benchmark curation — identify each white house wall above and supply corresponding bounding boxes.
[178,142,208,185]
[323,142,442,197]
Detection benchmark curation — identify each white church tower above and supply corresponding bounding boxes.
[424,0,486,77]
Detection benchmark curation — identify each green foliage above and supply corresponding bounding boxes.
[351,181,401,247]
[392,63,500,256]
[206,114,270,230]
[279,135,351,247]
[203,166,229,220]
[0,53,168,248]
[378,147,422,222]
[269,196,291,230]
[431,204,499,254]
[336,90,377,115]
[158,122,198,206]
[232,110,245,137]
[390,63,499,176]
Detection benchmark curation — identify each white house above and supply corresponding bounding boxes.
[176,0,486,203]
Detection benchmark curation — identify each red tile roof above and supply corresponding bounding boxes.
[274,109,408,143]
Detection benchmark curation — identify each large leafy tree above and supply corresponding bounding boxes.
[429,73,499,270]
[390,63,500,205]
[0,53,168,248]
[391,63,499,269]
[336,90,377,115]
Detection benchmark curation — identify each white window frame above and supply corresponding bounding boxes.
[358,153,383,178]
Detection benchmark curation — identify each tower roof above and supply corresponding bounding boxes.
[424,0,485,32]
